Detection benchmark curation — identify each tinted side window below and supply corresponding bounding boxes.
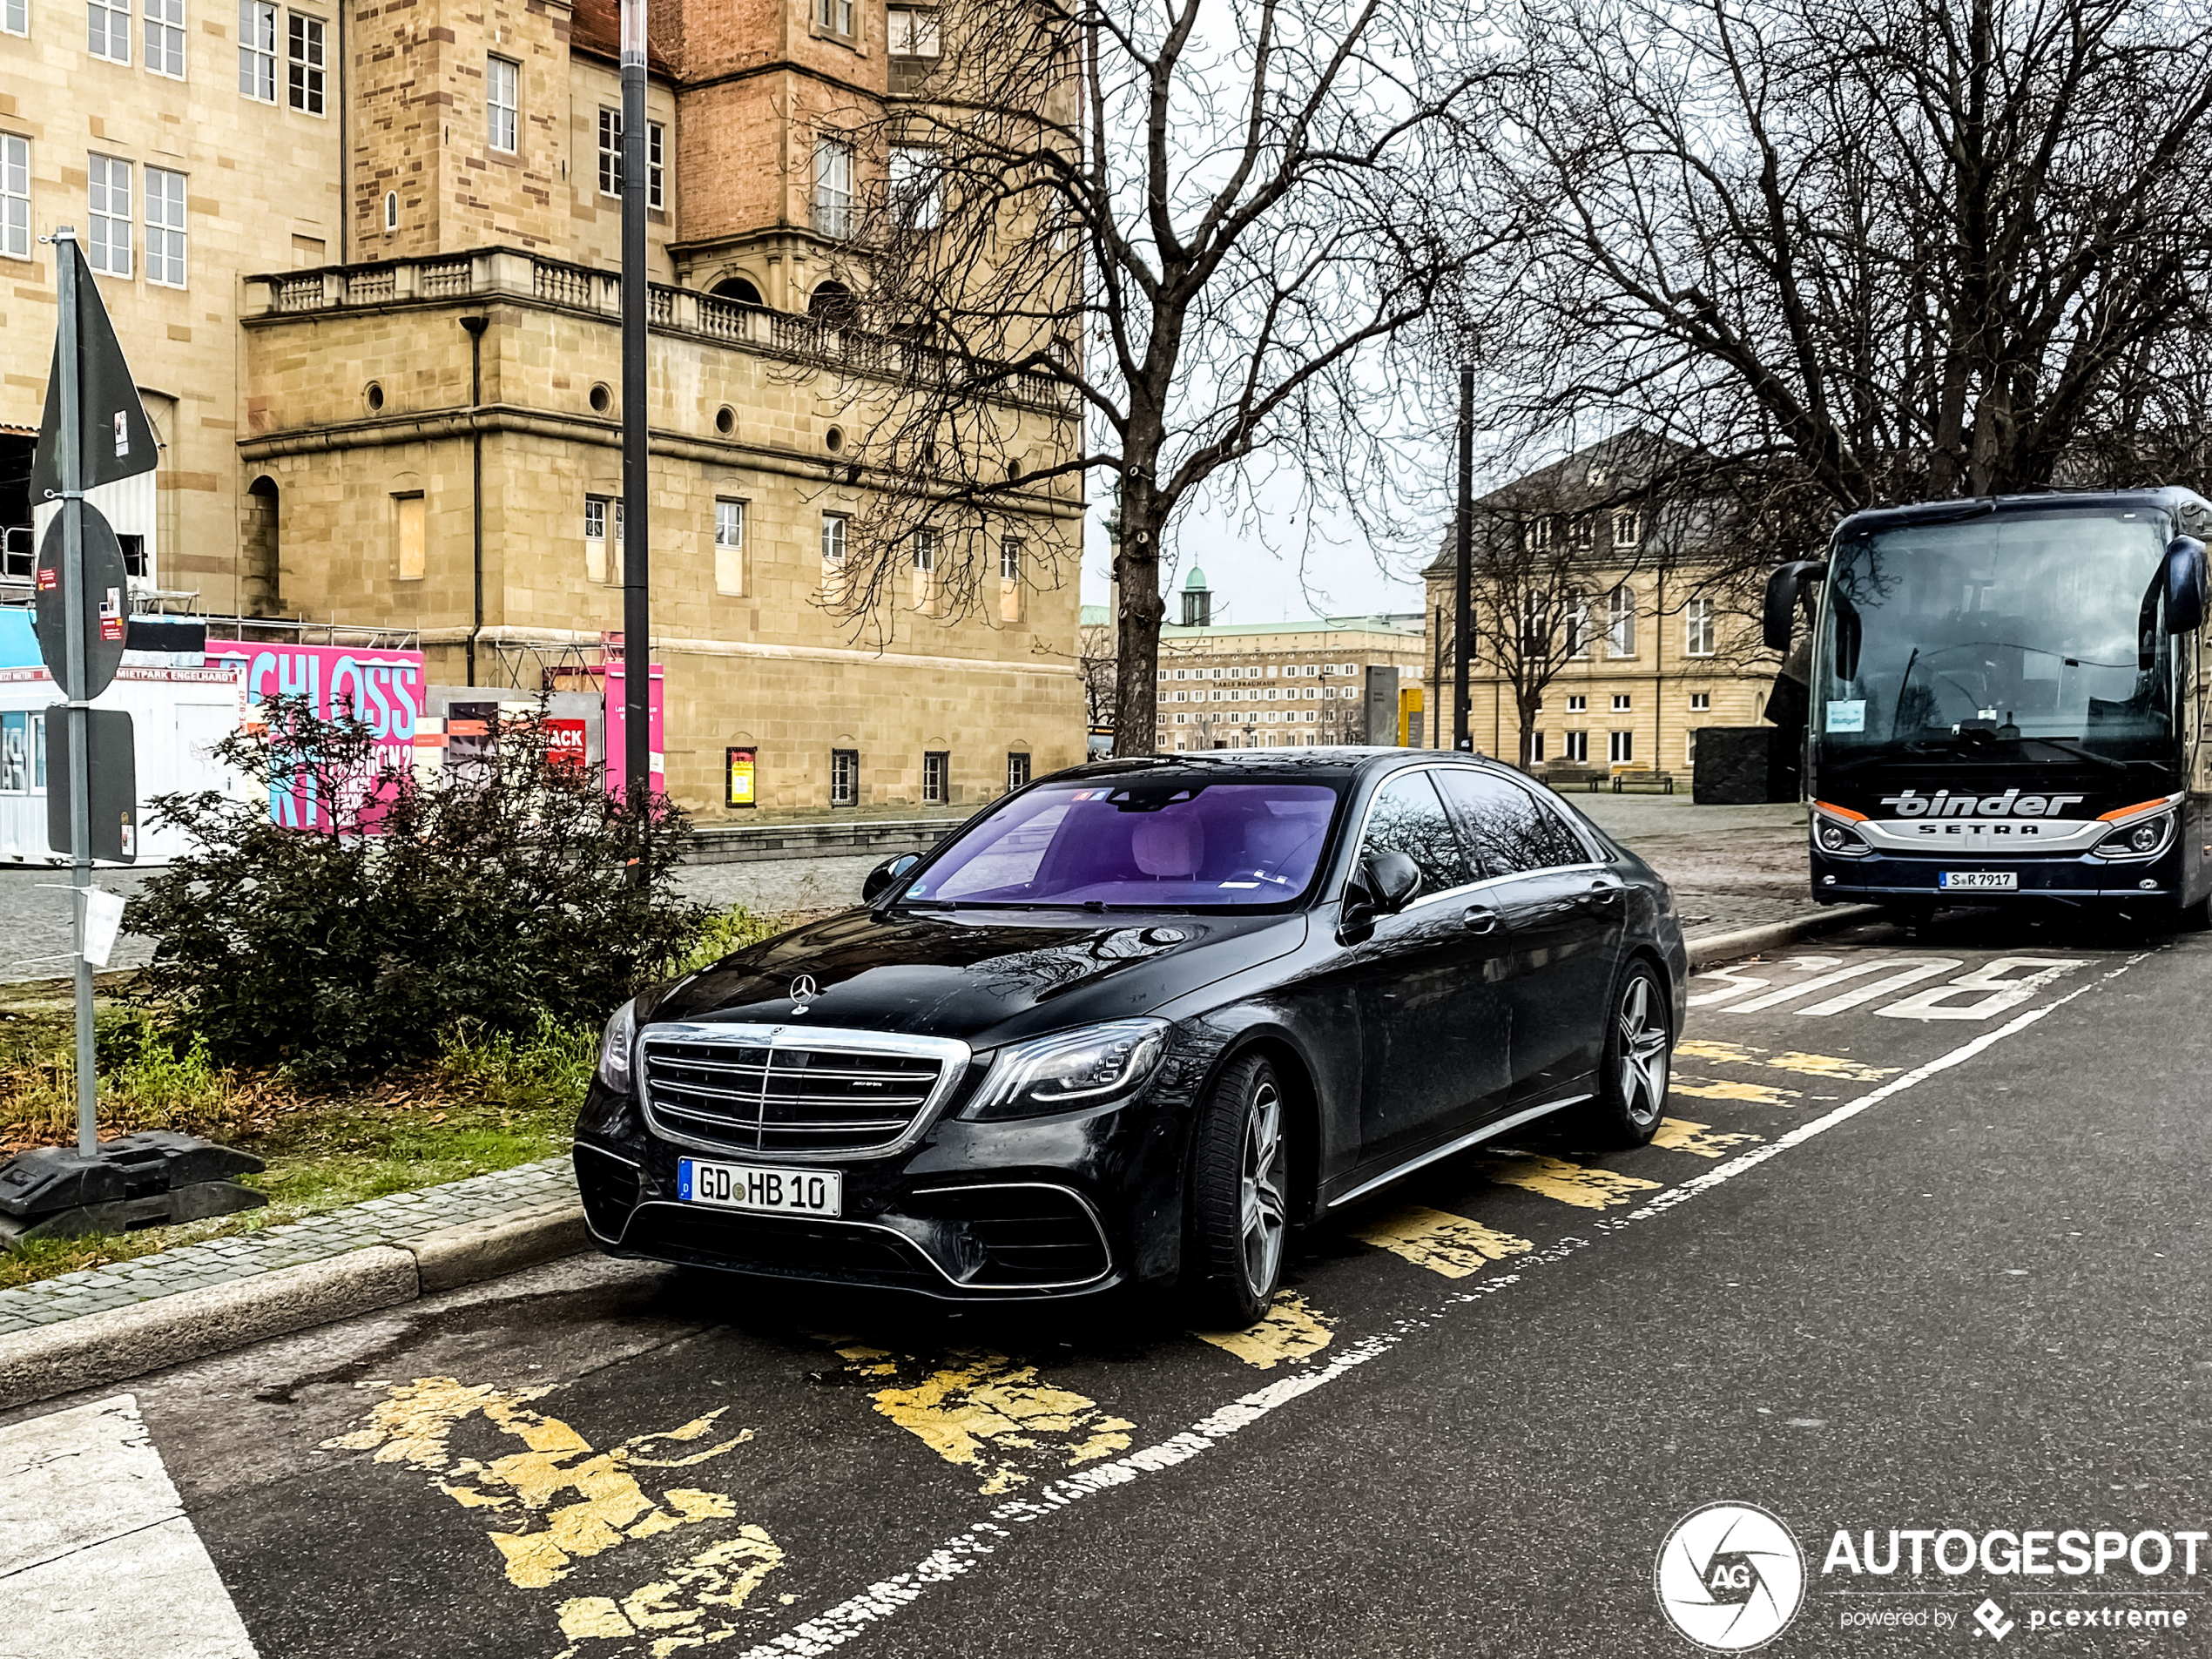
[1357,770,1474,894]
[1434,770,1590,875]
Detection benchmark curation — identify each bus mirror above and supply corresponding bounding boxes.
[2164,536,2207,635]
[1833,592,1863,682]
[1764,560,1828,652]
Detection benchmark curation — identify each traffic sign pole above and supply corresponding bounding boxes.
[53,226,97,1158]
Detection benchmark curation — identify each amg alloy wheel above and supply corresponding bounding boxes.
[1585,961,1672,1147]
[1186,1052,1289,1328]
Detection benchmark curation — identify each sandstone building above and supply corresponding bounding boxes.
[0,0,1084,817]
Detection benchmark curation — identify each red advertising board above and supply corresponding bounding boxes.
[546,718,588,768]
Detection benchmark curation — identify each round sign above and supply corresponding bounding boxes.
[32,502,131,701]
[1653,1501,1806,1652]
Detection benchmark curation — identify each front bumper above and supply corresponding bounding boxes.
[1810,843,2182,905]
[573,1079,1190,1302]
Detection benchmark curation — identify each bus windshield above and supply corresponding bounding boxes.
[1816,507,2177,765]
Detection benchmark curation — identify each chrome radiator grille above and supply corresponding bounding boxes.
[640,1026,967,1157]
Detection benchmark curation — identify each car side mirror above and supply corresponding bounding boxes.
[863,853,921,902]
[1764,560,1828,653]
[1342,850,1422,931]
[2165,536,2206,635]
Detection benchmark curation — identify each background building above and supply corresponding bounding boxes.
[1,0,1084,818]
[1420,440,1776,774]
[1129,570,1426,751]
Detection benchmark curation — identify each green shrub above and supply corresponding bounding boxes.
[125,695,708,1081]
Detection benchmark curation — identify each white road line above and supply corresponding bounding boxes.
[734,949,2154,1659]
[0,1394,259,1659]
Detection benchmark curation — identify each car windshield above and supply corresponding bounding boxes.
[903,779,1344,909]
[1817,506,2177,764]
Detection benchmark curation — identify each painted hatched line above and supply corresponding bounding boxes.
[1475,1155,1661,1210]
[1650,1118,1763,1159]
[1669,1076,1804,1107]
[1349,1206,1533,1278]
[1675,1038,1898,1082]
[1194,1291,1337,1369]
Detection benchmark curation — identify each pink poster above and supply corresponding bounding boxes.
[206,642,426,828]
[604,662,664,798]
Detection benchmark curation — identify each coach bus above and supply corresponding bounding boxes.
[1766,488,2212,927]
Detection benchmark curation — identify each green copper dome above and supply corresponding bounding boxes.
[1183,566,1209,590]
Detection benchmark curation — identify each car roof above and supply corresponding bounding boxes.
[1040,747,1525,787]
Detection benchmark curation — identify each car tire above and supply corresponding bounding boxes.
[1583,959,1672,1148]
[1184,1052,1290,1330]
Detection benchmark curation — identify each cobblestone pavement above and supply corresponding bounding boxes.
[0,1158,577,1337]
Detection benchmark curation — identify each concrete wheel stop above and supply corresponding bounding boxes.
[0,1132,269,1244]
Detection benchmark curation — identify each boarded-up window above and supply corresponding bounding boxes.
[395,493,425,580]
[714,498,745,596]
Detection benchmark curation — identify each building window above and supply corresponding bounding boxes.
[1000,537,1022,582]
[1606,583,1635,656]
[1521,516,1552,552]
[1610,692,1631,711]
[821,515,847,592]
[813,0,853,34]
[287,12,324,112]
[1689,691,1711,711]
[488,55,519,153]
[89,0,129,64]
[922,750,948,804]
[145,0,185,76]
[1614,509,1641,549]
[1564,592,1589,658]
[813,137,853,238]
[239,0,275,98]
[648,122,664,209]
[584,494,621,583]
[1566,694,1586,712]
[830,748,859,806]
[1,136,27,261]
[1685,596,1716,658]
[887,5,939,53]
[911,526,935,574]
[1609,730,1634,765]
[889,145,940,230]
[597,108,619,196]
[3,0,24,36]
[394,492,425,581]
[384,190,398,232]
[1564,730,1588,763]
[144,166,185,286]
[1006,752,1031,792]
[712,498,745,595]
[1527,732,1545,764]
[86,155,131,276]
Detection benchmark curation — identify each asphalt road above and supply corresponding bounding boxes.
[6,911,2208,1658]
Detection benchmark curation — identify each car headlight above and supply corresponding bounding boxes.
[2093,808,2175,860]
[596,998,637,1092]
[962,1019,1171,1121]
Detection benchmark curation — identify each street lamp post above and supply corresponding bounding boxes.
[1453,366,1474,752]
[619,0,650,813]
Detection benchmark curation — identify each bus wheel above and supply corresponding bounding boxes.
[2175,893,2212,934]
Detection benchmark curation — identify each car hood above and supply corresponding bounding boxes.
[646,906,1306,1046]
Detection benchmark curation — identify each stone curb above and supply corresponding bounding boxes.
[1685,904,1885,970]
[0,1204,587,1413]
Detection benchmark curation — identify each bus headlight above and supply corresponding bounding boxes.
[2092,809,2175,860]
[1811,806,1872,858]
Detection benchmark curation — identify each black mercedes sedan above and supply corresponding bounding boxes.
[573,750,1686,1327]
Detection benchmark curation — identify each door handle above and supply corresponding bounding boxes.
[1577,882,1623,907]
[1461,905,1501,934]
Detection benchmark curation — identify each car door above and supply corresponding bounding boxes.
[1433,768,1626,1108]
[1336,767,1517,1172]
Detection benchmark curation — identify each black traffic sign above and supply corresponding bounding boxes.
[33,502,129,701]
[45,707,138,865]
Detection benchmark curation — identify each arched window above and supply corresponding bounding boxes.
[808,280,855,325]
[244,475,280,616]
[712,275,765,307]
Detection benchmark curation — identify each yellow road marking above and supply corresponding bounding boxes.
[1669,1077,1804,1107]
[327,1375,779,1648]
[839,1347,1135,1496]
[1351,1205,1534,1278]
[1651,1117,1764,1158]
[1676,1038,1898,1082]
[1477,1155,1662,1210]
[1195,1291,1337,1368]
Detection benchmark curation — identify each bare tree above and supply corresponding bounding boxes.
[1076,613,1118,726]
[813,0,1505,752]
[1469,0,2212,514]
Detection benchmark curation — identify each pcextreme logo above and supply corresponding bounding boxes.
[1655,1502,1808,1651]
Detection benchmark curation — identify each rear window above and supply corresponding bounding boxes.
[906,779,1344,909]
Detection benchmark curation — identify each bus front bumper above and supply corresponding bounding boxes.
[1811,846,2181,905]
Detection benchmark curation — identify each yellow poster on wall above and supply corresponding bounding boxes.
[725,746,757,808]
